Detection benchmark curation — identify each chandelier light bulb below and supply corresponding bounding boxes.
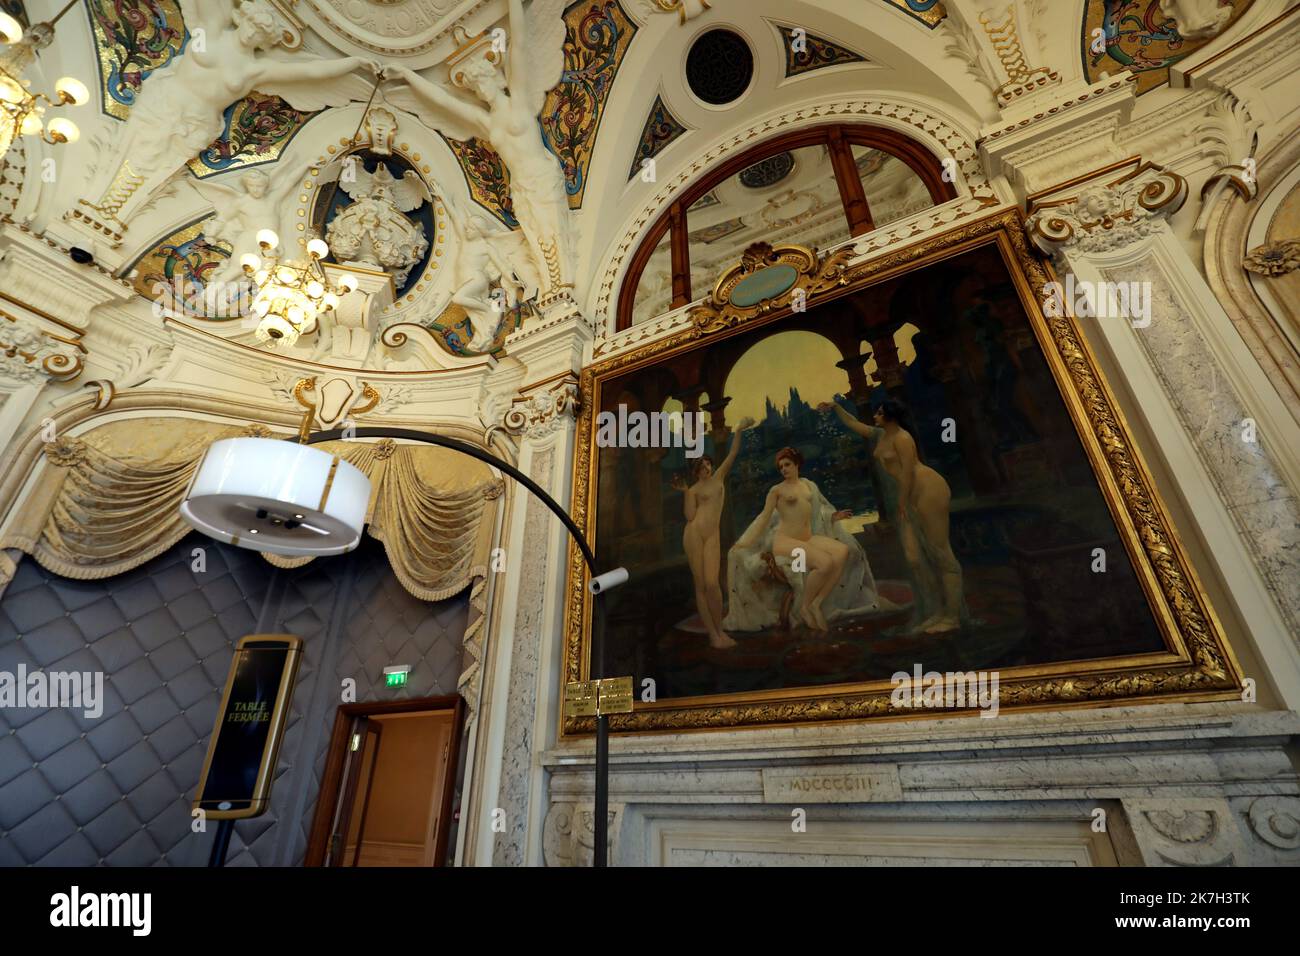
[287,305,305,324]
[55,76,89,106]
[254,268,270,285]
[338,274,358,293]
[307,238,329,259]
[0,12,22,44]
[276,265,297,284]
[46,116,78,143]
[19,112,42,136]
[322,292,339,311]
[240,253,261,272]
[256,228,280,250]
[306,280,324,299]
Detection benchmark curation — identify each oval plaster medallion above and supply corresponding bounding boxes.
[300,0,469,64]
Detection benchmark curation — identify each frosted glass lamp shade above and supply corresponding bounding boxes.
[180,438,371,556]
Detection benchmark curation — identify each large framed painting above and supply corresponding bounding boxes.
[562,208,1242,734]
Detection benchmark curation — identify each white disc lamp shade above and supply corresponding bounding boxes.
[179,437,371,556]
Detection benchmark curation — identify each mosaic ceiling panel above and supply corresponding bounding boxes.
[126,218,234,320]
[1082,0,1254,95]
[87,0,188,120]
[883,0,946,28]
[441,134,519,230]
[778,25,867,77]
[187,92,319,178]
[627,94,687,181]
[539,0,638,208]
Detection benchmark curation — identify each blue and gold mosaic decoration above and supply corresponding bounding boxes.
[187,91,319,178]
[627,94,686,181]
[539,0,638,207]
[1082,0,1253,95]
[87,0,188,120]
[883,0,946,28]
[442,134,519,230]
[127,218,234,319]
[779,26,866,76]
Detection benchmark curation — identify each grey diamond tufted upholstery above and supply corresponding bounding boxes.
[0,534,469,867]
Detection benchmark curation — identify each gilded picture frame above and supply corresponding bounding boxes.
[561,208,1243,736]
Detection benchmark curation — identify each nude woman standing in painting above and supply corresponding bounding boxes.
[820,398,964,633]
[672,417,755,648]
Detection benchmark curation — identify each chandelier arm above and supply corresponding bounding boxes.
[291,425,598,574]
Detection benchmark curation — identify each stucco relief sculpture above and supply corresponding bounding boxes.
[1158,0,1235,39]
[383,0,573,295]
[72,0,375,240]
[443,195,539,352]
[326,160,431,286]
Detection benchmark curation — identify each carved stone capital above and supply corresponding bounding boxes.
[0,309,85,385]
[542,802,623,867]
[1026,161,1188,257]
[504,378,581,440]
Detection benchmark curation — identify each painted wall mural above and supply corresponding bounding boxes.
[778,25,866,77]
[539,0,637,207]
[882,0,946,29]
[1083,0,1254,95]
[627,94,687,181]
[186,91,319,178]
[442,134,519,229]
[87,0,188,120]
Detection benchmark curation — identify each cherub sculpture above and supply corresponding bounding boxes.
[382,0,573,295]
[77,0,376,231]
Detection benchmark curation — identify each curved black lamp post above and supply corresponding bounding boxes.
[295,426,618,867]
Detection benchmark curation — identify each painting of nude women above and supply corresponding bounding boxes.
[570,225,1233,731]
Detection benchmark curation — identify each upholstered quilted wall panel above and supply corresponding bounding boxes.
[0,535,469,867]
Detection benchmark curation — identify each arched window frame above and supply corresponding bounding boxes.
[615,123,958,331]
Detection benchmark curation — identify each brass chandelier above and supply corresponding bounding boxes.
[0,3,89,162]
[240,231,358,348]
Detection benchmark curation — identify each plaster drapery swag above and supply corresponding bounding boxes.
[0,419,503,603]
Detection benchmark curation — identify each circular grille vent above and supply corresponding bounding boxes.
[685,30,754,105]
[739,152,795,189]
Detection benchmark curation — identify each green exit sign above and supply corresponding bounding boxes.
[383,666,410,688]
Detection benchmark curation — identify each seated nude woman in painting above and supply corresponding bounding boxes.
[820,399,965,633]
[672,417,755,648]
[725,447,891,632]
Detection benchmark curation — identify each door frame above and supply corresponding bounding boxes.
[304,694,466,867]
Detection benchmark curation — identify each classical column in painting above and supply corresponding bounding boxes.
[1026,159,1300,707]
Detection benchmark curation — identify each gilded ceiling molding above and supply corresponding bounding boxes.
[1081,0,1255,96]
[977,4,1059,106]
[1026,161,1189,256]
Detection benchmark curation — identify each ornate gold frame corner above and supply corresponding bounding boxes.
[562,208,1243,736]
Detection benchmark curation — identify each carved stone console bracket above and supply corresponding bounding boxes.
[1026,160,1189,257]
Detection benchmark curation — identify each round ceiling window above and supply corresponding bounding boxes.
[685,29,754,105]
